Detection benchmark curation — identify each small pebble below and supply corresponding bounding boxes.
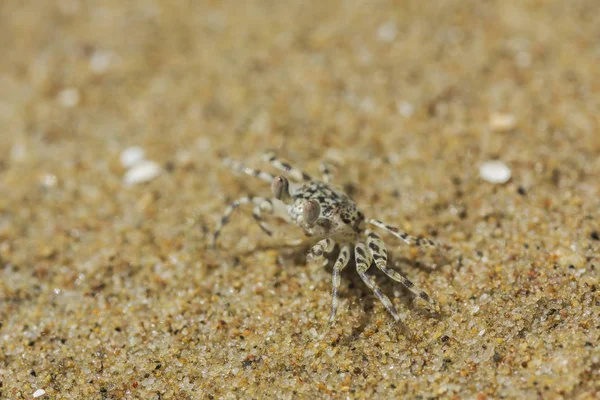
[479,161,511,184]
[360,97,376,113]
[515,51,532,68]
[89,50,112,73]
[377,21,397,42]
[33,389,46,398]
[397,101,414,118]
[57,88,80,108]
[489,113,517,132]
[120,146,146,168]
[10,142,27,161]
[40,174,58,188]
[123,160,162,185]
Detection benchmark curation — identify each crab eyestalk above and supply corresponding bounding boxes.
[271,175,292,203]
[302,199,321,226]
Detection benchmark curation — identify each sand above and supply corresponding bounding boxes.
[1,0,599,398]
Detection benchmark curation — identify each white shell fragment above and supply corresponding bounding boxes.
[120,146,145,168]
[397,101,414,118]
[57,88,80,108]
[33,389,46,398]
[479,161,511,184]
[489,112,517,132]
[377,21,397,42]
[123,160,162,185]
[89,50,112,73]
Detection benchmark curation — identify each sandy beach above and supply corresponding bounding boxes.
[1,0,599,398]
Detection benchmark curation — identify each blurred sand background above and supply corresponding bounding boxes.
[1,0,600,398]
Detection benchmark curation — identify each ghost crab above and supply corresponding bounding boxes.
[213,152,440,324]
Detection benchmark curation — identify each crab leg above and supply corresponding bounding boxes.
[308,238,335,266]
[223,157,275,183]
[212,196,274,247]
[355,243,400,321]
[328,244,351,326]
[262,152,312,182]
[367,219,437,249]
[366,230,436,309]
[318,162,335,183]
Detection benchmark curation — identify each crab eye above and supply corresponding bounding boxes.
[271,175,290,201]
[302,199,321,225]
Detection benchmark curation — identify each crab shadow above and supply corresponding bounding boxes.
[213,240,446,340]
[277,244,445,339]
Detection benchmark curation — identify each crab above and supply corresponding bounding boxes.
[213,152,440,324]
